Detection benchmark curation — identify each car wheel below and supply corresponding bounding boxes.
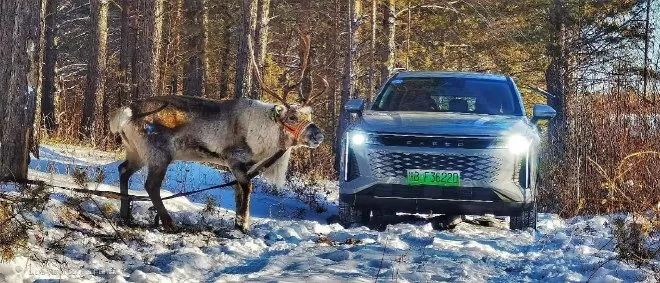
[339,199,370,228]
[510,202,537,230]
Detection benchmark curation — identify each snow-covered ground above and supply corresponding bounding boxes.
[0,144,657,282]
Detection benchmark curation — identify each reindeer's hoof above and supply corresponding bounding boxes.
[119,215,132,226]
[163,222,179,233]
[234,222,249,234]
[122,219,137,228]
[160,216,179,233]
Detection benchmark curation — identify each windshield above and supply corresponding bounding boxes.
[372,76,523,115]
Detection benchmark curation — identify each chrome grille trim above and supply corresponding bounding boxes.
[370,134,500,149]
[367,149,503,182]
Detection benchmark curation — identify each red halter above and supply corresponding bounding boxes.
[280,119,312,142]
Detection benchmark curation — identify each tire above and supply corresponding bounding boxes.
[338,199,370,228]
[510,202,537,230]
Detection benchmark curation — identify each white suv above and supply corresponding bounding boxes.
[338,71,556,230]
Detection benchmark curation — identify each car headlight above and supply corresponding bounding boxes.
[349,131,367,146]
[507,134,531,155]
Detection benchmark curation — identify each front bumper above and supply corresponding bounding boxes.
[339,136,536,215]
[340,185,532,216]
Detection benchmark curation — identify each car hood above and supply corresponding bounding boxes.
[356,111,532,137]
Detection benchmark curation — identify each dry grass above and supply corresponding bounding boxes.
[288,143,337,180]
[539,93,659,216]
[538,92,660,266]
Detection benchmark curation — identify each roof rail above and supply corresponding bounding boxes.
[393,67,407,73]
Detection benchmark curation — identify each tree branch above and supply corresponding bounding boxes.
[396,3,460,18]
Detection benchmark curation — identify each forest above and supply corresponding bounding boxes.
[0,0,659,280]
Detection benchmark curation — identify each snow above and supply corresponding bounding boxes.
[0,144,656,282]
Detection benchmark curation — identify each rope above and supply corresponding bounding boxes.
[16,149,287,202]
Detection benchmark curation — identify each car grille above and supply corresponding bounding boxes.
[368,150,502,182]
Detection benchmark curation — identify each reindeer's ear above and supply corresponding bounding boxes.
[299,106,312,121]
[270,105,287,121]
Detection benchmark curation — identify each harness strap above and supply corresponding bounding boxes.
[280,120,311,142]
[132,102,169,120]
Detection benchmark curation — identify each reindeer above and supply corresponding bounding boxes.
[109,34,326,233]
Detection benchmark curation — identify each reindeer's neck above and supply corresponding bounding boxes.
[237,99,294,159]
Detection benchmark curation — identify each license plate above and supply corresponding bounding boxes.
[406,169,460,186]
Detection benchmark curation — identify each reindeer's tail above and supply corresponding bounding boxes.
[109,107,133,134]
[110,101,169,135]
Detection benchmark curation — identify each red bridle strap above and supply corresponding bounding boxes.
[280,120,311,142]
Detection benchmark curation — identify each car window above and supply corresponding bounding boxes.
[372,77,522,115]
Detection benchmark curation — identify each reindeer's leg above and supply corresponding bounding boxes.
[233,180,253,233]
[145,162,176,232]
[118,159,142,225]
[230,162,253,233]
[233,183,244,230]
[240,180,253,232]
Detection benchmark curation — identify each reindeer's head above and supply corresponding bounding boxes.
[271,103,323,148]
[252,33,327,149]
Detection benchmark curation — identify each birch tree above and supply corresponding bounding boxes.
[250,0,271,100]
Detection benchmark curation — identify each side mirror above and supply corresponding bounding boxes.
[345,99,365,117]
[531,104,557,124]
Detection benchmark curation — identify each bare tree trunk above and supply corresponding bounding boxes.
[235,0,257,99]
[642,0,651,100]
[169,0,183,95]
[130,13,139,100]
[158,0,173,95]
[81,0,109,140]
[380,0,395,83]
[134,0,164,98]
[218,24,233,98]
[0,0,42,181]
[405,0,411,69]
[329,0,340,141]
[298,0,312,101]
[183,0,206,96]
[250,0,270,100]
[367,0,376,104]
[118,0,133,105]
[202,0,211,97]
[41,0,57,132]
[335,0,359,170]
[545,0,568,155]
